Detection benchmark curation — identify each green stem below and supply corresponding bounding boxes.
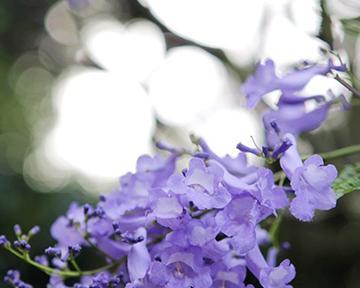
[4,246,125,278]
[334,74,360,98]
[317,144,360,161]
[269,213,283,247]
[70,258,81,273]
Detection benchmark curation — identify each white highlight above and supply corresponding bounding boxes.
[189,108,263,158]
[143,0,266,50]
[260,13,327,69]
[47,68,154,181]
[148,46,231,126]
[82,18,166,82]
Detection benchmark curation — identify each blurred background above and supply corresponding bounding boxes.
[0,0,359,287]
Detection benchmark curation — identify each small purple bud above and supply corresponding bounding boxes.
[13,240,20,249]
[0,235,9,247]
[34,255,49,266]
[193,152,210,159]
[68,244,81,258]
[20,240,31,251]
[45,247,62,258]
[236,143,260,155]
[14,224,22,236]
[112,221,119,231]
[272,139,292,159]
[99,195,106,202]
[282,242,291,250]
[52,257,66,269]
[29,226,40,236]
[93,207,105,218]
[4,270,19,283]
[120,231,144,244]
[262,146,270,158]
[83,204,92,215]
[14,240,31,251]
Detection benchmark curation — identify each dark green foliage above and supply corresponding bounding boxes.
[333,163,360,199]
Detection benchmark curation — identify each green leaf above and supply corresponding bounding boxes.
[333,163,360,199]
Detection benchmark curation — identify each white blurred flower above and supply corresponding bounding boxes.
[148,46,233,126]
[82,17,166,83]
[141,0,330,69]
[43,67,154,190]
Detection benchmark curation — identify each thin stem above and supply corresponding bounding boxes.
[278,173,286,187]
[4,245,125,278]
[319,144,360,161]
[334,74,360,98]
[301,144,360,161]
[70,258,81,273]
[274,171,285,183]
[269,213,283,248]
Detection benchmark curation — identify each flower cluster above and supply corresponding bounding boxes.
[1,58,354,287]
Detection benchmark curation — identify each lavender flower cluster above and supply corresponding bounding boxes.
[0,58,350,287]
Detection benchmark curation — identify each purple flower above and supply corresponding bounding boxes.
[4,270,32,288]
[150,247,213,288]
[280,134,337,221]
[210,262,247,287]
[252,168,289,213]
[242,58,346,109]
[152,196,183,220]
[242,59,278,109]
[166,217,219,248]
[45,247,62,258]
[260,259,296,288]
[50,203,85,247]
[197,137,257,176]
[34,255,48,266]
[263,103,330,148]
[168,158,231,210]
[215,194,260,254]
[127,228,151,282]
[246,244,295,288]
[99,154,177,222]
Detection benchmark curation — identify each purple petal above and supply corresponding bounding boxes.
[279,134,302,179]
[127,228,151,282]
[153,197,183,219]
[289,195,314,222]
